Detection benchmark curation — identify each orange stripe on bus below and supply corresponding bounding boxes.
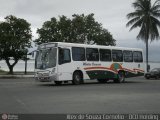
[84,67,110,70]
[84,67,144,74]
[84,67,117,73]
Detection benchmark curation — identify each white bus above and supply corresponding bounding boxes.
[35,42,144,85]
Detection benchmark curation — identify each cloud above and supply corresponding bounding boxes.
[0,0,160,61]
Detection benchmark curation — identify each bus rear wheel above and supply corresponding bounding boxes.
[114,71,125,83]
[72,71,83,85]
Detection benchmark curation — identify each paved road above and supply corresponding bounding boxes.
[0,77,160,114]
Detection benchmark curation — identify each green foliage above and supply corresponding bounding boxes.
[35,13,116,46]
[0,69,6,73]
[126,0,160,72]
[0,15,32,74]
[126,0,160,41]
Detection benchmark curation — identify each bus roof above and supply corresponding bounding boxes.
[39,42,143,51]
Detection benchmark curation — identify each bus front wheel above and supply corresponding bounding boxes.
[114,71,125,83]
[72,71,83,85]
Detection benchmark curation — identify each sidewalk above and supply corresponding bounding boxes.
[0,72,34,78]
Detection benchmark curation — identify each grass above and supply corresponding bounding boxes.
[0,69,7,74]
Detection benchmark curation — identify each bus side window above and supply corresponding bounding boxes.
[112,50,123,62]
[123,50,133,62]
[72,47,85,61]
[59,48,71,65]
[100,49,111,61]
[86,48,99,61]
[133,51,143,62]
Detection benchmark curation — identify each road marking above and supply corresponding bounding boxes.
[16,99,26,106]
[14,96,30,111]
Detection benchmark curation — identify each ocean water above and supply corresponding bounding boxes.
[0,60,160,72]
[0,60,35,72]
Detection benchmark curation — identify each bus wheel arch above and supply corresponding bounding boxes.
[72,70,84,85]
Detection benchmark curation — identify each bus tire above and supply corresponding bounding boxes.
[72,71,83,85]
[155,76,159,80]
[54,81,62,85]
[114,71,125,83]
[145,76,150,79]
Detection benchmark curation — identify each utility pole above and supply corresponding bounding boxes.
[25,51,27,75]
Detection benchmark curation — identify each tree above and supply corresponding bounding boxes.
[35,13,116,46]
[0,15,32,74]
[35,16,72,44]
[92,28,116,46]
[126,0,160,72]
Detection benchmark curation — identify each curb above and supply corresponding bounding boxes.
[0,75,34,78]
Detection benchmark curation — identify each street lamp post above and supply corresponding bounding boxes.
[24,51,32,75]
[25,52,27,75]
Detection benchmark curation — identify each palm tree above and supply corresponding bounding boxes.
[126,0,160,72]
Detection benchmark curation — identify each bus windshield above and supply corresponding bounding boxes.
[35,48,57,69]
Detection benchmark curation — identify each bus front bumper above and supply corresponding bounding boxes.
[35,73,58,82]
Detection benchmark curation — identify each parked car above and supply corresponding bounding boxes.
[145,68,160,79]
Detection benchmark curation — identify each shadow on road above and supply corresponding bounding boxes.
[36,79,145,88]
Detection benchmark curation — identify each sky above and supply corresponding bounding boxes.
[0,0,160,61]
